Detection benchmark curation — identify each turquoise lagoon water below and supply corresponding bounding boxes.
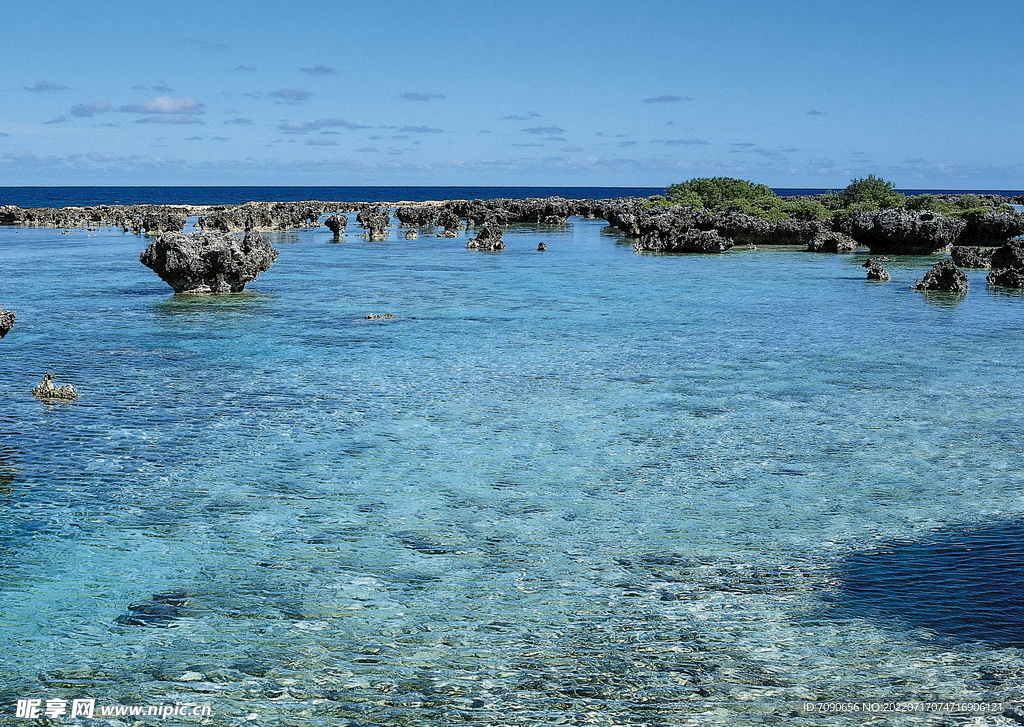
[2,218,1024,725]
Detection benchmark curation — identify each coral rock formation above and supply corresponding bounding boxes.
[32,373,78,401]
[841,209,966,255]
[466,225,505,251]
[914,259,969,292]
[0,307,14,338]
[140,231,279,294]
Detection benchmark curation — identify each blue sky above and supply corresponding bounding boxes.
[1,0,1020,188]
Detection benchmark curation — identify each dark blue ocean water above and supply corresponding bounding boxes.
[1,186,1020,208]
[0,187,664,208]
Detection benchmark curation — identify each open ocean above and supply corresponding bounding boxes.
[2,187,1024,726]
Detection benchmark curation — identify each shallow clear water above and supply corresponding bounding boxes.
[2,219,1024,725]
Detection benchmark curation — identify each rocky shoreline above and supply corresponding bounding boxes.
[2,194,1023,298]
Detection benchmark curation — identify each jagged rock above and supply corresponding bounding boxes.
[32,373,78,401]
[466,225,504,251]
[0,307,14,338]
[951,246,995,268]
[863,259,891,281]
[395,206,438,226]
[957,209,1024,246]
[596,199,650,237]
[199,201,322,233]
[987,242,1024,288]
[365,313,393,319]
[634,209,732,253]
[140,231,278,294]
[840,209,966,255]
[325,215,347,236]
[356,207,391,239]
[436,208,463,235]
[709,211,772,247]
[914,259,969,292]
[807,230,859,253]
[404,229,419,240]
[771,218,827,245]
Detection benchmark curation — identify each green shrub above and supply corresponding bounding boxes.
[840,175,905,209]
[904,194,958,216]
[779,198,830,221]
[818,192,846,211]
[665,177,775,209]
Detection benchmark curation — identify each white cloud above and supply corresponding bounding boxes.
[120,97,205,115]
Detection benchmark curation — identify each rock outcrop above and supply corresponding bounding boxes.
[840,209,966,255]
[807,230,859,253]
[139,231,279,294]
[32,373,78,401]
[863,259,891,281]
[199,201,322,233]
[356,207,391,240]
[914,259,969,292]
[404,229,419,240]
[436,208,462,236]
[0,307,14,338]
[325,215,347,237]
[951,246,995,269]
[957,209,1024,247]
[634,209,733,253]
[466,225,504,251]
[987,242,1024,288]
[395,206,438,226]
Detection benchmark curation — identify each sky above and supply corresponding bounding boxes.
[0,0,1020,189]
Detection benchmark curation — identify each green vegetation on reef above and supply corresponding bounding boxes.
[650,175,1013,222]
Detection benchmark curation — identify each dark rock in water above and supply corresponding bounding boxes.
[987,242,1024,288]
[356,206,391,240]
[914,259,969,292]
[807,230,859,253]
[0,307,14,338]
[116,590,191,627]
[365,313,393,319]
[122,213,187,235]
[840,209,966,255]
[634,209,733,253]
[32,373,77,401]
[537,242,547,251]
[833,520,1024,647]
[709,210,771,247]
[140,231,279,294]
[324,215,347,236]
[395,206,438,226]
[595,198,649,238]
[771,218,827,246]
[466,225,504,251]
[951,245,995,269]
[863,259,891,281]
[199,201,323,233]
[403,229,419,240]
[436,208,462,235]
[957,209,1024,246]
